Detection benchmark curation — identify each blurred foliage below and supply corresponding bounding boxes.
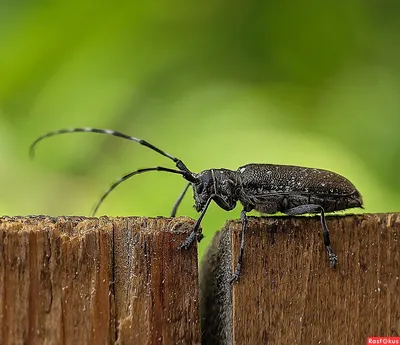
[1,0,400,256]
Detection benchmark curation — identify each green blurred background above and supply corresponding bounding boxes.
[1,1,399,256]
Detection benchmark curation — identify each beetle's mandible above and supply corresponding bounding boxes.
[30,128,363,283]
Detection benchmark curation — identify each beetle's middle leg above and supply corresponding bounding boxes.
[284,204,338,268]
[230,208,250,284]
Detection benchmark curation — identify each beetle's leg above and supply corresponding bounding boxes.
[285,204,338,268]
[170,182,191,217]
[178,195,214,250]
[230,209,249,284]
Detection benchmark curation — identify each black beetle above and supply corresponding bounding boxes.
[31,128,363,283]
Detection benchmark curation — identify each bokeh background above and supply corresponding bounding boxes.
[1,1,400,256]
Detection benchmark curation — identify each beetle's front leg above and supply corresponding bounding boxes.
[178,196,214,250]
[285,204,338,268]
[170,182,191,217]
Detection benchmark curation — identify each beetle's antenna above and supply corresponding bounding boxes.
[30,128,194,176]
[92,166,193,216]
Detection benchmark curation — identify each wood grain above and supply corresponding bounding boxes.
[0,216,200,345]
[200,213,400,345]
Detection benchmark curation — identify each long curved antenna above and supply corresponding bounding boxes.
[30,127,195,178]
[170,182,191,217]
[92,166,188,216]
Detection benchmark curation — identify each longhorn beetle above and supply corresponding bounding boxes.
[30,128,363,283]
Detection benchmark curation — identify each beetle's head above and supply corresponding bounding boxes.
[192,169,237,212]
[192,170,214,212]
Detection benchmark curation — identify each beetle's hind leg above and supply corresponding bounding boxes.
[318,208,338,268]
[284,204,338,268]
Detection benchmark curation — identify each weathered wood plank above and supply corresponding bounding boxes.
[0,216,200,345]
[113,217,200,345]
[200,213,400,345]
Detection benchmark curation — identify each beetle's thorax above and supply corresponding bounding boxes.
[192,168,238,212]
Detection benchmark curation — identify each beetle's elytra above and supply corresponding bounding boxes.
[31,128,363,283]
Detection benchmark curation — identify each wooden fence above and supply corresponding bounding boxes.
[0,214,399,344]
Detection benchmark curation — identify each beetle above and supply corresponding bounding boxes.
[30,128,364,283]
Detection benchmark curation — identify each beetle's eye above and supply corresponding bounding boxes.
[196,183,203,194]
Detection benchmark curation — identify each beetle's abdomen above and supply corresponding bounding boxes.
[237,163,363,213]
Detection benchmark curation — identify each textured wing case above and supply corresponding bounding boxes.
[236,164,362,213]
